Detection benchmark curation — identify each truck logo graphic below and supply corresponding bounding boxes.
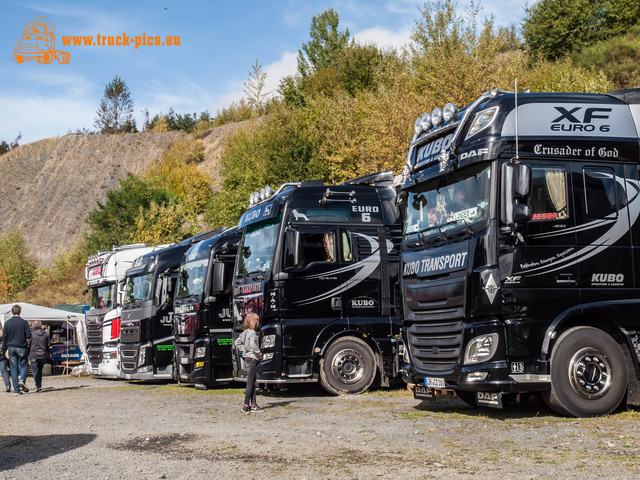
[14,17,70,64]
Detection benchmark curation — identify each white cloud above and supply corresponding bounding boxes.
[353,26,412,51]
[264,51,298,95]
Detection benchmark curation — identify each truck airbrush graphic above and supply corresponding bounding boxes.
[13,17,70,64]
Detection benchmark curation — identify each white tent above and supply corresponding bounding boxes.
[0,302,89,374]
[0,302,84,325]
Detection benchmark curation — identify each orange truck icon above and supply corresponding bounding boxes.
[13,17,70,64]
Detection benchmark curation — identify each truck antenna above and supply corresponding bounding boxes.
[515,77,519,161]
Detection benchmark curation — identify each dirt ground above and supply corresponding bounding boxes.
[1,375,639,480]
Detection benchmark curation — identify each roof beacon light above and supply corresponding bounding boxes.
[414,117,422,135]
[431,108,443,127]
[265,185,274,198]
[420,112,432,132]
[443,103,458,122]
[249,192,256,205]
[260,188,266,201]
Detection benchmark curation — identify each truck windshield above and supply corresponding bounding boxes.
[90,284,114,309]
[236,215,281,276]
[404,163,492,236]
[123,273,153,305]
[177,258,208,299]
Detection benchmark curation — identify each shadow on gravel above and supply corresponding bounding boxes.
[35,385,92,393]
[412,394,558,419]
[0,434,96,471]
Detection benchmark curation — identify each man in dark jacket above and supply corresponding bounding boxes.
[2,304,31,395]
[29,320,49,393]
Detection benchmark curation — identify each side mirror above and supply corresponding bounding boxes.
[211,261,226,294]
[501,163,532,230]
[514,164,531,199]
[284,230,301,270]
[513,203,532,223]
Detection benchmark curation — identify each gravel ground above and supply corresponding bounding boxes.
[1,375,639,480]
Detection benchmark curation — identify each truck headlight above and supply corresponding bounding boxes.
[195,346,206,358]
[138,343,151,367]
[463,334,498,365]
[138,348,146,367]
[261,334,276,349]
[262,352,274,361]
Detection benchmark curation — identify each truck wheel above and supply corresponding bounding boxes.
[58,52,70,64]
[13,53,24,63]
[40,52,53,64]
[320,337,376,395]
[542,326,627,417]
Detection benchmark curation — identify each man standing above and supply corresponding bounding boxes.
[29,320,49,393]
[2,305,31,395]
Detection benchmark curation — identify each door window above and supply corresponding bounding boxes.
[583,167,621,218]
[285,231,337,270]
[529,167,569,222]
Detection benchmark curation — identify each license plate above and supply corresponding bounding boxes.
[425,377,446,388]
[91,369,99,375]
[414,384,434,400]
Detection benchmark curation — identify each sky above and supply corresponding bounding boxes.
[1,0,531,144]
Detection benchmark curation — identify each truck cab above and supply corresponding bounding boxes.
[232,172,404,395]
[119,232,219,380]
[399,88,640,416]
[173,228,240,389]
[85,244,159,377]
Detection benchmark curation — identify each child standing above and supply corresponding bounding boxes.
[234,313,264,413]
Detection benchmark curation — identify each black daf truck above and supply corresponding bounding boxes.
[232,172,403,395]
[399,87,640,416]
[173,227,240,389]
[119,232,217,380]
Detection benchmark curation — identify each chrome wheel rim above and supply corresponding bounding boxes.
[331,348,365,384]
[568,347,612,399]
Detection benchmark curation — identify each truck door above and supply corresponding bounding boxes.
[342,226,392,332]
[510,161,578,315]
[572,163,633,300]
[280,226,344,359]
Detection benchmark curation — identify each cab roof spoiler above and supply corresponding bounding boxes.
[606,88,640,105]
[342,170,394,187]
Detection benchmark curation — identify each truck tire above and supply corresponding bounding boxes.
[39,52,53,64]
[13,53,24,63]
[58,52,70,64]
[542,326,627,417]
[319,337,377,395]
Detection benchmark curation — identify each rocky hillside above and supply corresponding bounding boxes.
[0,121,250,266]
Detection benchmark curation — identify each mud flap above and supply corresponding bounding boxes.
[476,391,503,408]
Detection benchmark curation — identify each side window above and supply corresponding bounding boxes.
[341,231,353,262]
[583,167,619,218]
[285,231,337,269]
[529,167,569,222]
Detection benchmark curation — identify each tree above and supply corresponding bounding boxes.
[297,9,350,77]
[0,141,10,156]
[522,0,640,60]
[94,75,137,133]
[85,175,175,251]
[0,230,37,299]
[244,60,270,115]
